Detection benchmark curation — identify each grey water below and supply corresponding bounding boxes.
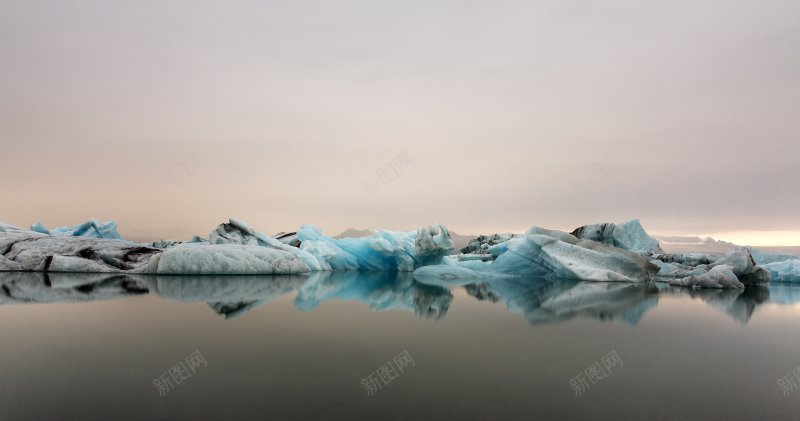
[1,271,800,421]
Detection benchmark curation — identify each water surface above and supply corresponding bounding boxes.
[1,271,799,420]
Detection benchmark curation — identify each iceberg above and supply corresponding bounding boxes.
[651,249,770,287]
[0,230,160,272]
[0,217,782,289]
[209,219,323,271]
[148,244,311,275]
[667,265,744,289]
[459,233,520,256]
[759,259,800,283]
[207,219,454,272]
[570,219,663,255]
[0,230,311,275]
[295,223,453,271]
[747,247,799,265]
[745,247,800,283]
[415,226,659,283]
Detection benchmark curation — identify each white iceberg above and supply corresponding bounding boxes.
[147,244,311,275]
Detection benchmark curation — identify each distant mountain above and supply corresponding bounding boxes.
[334,228,476,251]
[654,235,739,253]
[334,228,372,239]
[449,231,475,251]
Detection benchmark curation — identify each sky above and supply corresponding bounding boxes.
[1,0,799,244]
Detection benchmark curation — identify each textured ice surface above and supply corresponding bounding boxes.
[651,249,770,287]
[0,231,160,272]
[415,226,658,283]
[668,265,744,289]
[571,219,663,255]
[760,259,800,283]
[744,247,800,282]
[209,219,323,271]
[296,224,453,271]
[0,230,311,275]
[30,219,123,240]
[459,233,520,255]
[0,222,26,233]
[149,244,311,275]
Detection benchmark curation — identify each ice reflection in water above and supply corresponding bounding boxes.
[2,271,799,325]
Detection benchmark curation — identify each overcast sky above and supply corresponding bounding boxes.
[1,0,799,244]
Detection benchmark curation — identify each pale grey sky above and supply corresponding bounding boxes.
[1,0,799,244]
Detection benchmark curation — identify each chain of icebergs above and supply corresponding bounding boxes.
[1,218,798,288]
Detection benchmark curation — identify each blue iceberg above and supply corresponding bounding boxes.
[30,219,123,240]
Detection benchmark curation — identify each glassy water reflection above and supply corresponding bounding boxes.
[1,271,800,420]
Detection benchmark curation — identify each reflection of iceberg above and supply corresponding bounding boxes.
[0,272,148,305]
[147,275,309,319]
[657,284,770,324]
[460,277,659,326]
[295,271,453,320]
[766,283,800,306]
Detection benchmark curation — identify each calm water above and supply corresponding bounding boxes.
[1,271,800,420]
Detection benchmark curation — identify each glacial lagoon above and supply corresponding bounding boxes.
[1,271,800,420]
